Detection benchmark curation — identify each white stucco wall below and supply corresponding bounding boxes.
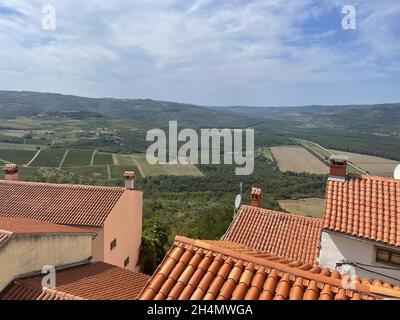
[319,230,400,285]
[0,234,92,292]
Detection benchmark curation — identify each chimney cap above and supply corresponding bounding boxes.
[251,187,262,196]
[329,155,349,163]
[124,171,135,180]
[3,163,18,174]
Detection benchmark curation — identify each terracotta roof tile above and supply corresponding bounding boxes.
[0,180,126,227]
[138,236,400,300]
[324,175,400,247]
[0,262,149,300]
[37,288,86,300]
[0,218,93,248]
[224,205,323,264]
[0,230,11,248]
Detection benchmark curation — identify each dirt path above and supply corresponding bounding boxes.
[303,141,368,175]
[58,149,70,169]
[90,149,98,166]
[130,155,146,177]
[25,149,41,167]
[112,154,119,165]
[107,165,111,180]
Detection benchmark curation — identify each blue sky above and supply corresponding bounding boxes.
[0,0,399,106]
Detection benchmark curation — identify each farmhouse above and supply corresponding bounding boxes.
[0,164,143,271]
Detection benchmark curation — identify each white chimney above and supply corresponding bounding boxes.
[124,171,135,190]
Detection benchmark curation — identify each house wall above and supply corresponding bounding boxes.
[0,234,92,291]
[103,189,143,271]
[319,231,400,285]
[90,227,104,262]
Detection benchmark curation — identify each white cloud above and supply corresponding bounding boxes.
[0,0,399,105]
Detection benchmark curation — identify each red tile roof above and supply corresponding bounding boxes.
[324,175,400,247]
[0,218,93,248]
[0,230,11,248]
[0,180,126,227]
[224,205,323,264]
[37,288,86,300]
[0,262,150,300]
[138,236,400,300]
[0,218,93,235]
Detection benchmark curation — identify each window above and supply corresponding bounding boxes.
[376,247,400,266]
[124,257,130,268]
[110,239,117,251]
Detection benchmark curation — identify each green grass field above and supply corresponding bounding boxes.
[278,198,325,218]
[0,143,40,151]
[258,147,275,161]
[30,148,66,167]
[0,149,37,165]
[93,152,113,165]
[69,166,109,180]
[17,166,40,179]
[114,154,136,166]
[131,153,168,176]
[161,163,203,176]
[297,139,332,160]
[62,149,93,167]
[130,153,203,177]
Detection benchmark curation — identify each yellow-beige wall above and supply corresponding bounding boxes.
[0,234,92,292]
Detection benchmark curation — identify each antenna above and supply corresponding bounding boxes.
[234,194,242,209]
[394,164,400,180]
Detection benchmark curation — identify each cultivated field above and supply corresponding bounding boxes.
[30,148,66,167]
[0,149,36,165]
[131,153,203,177]
[270,146,329,174]
[62,149,93,167]
[0,143,40,151]
[114,154,136,166]
[330,150,398,177]
[93,152,113,165]
[0,129,30,137]
[0,140,204,181]
[69,166,109,180]
[278,198,325,218]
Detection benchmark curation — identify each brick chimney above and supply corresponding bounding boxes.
[124,171,135,190]
[3,163,18,181]
[250,187,262,208]
[328,155,349,182]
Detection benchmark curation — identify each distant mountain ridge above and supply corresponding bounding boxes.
[0,90,399,133]
[0,91,247,128]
